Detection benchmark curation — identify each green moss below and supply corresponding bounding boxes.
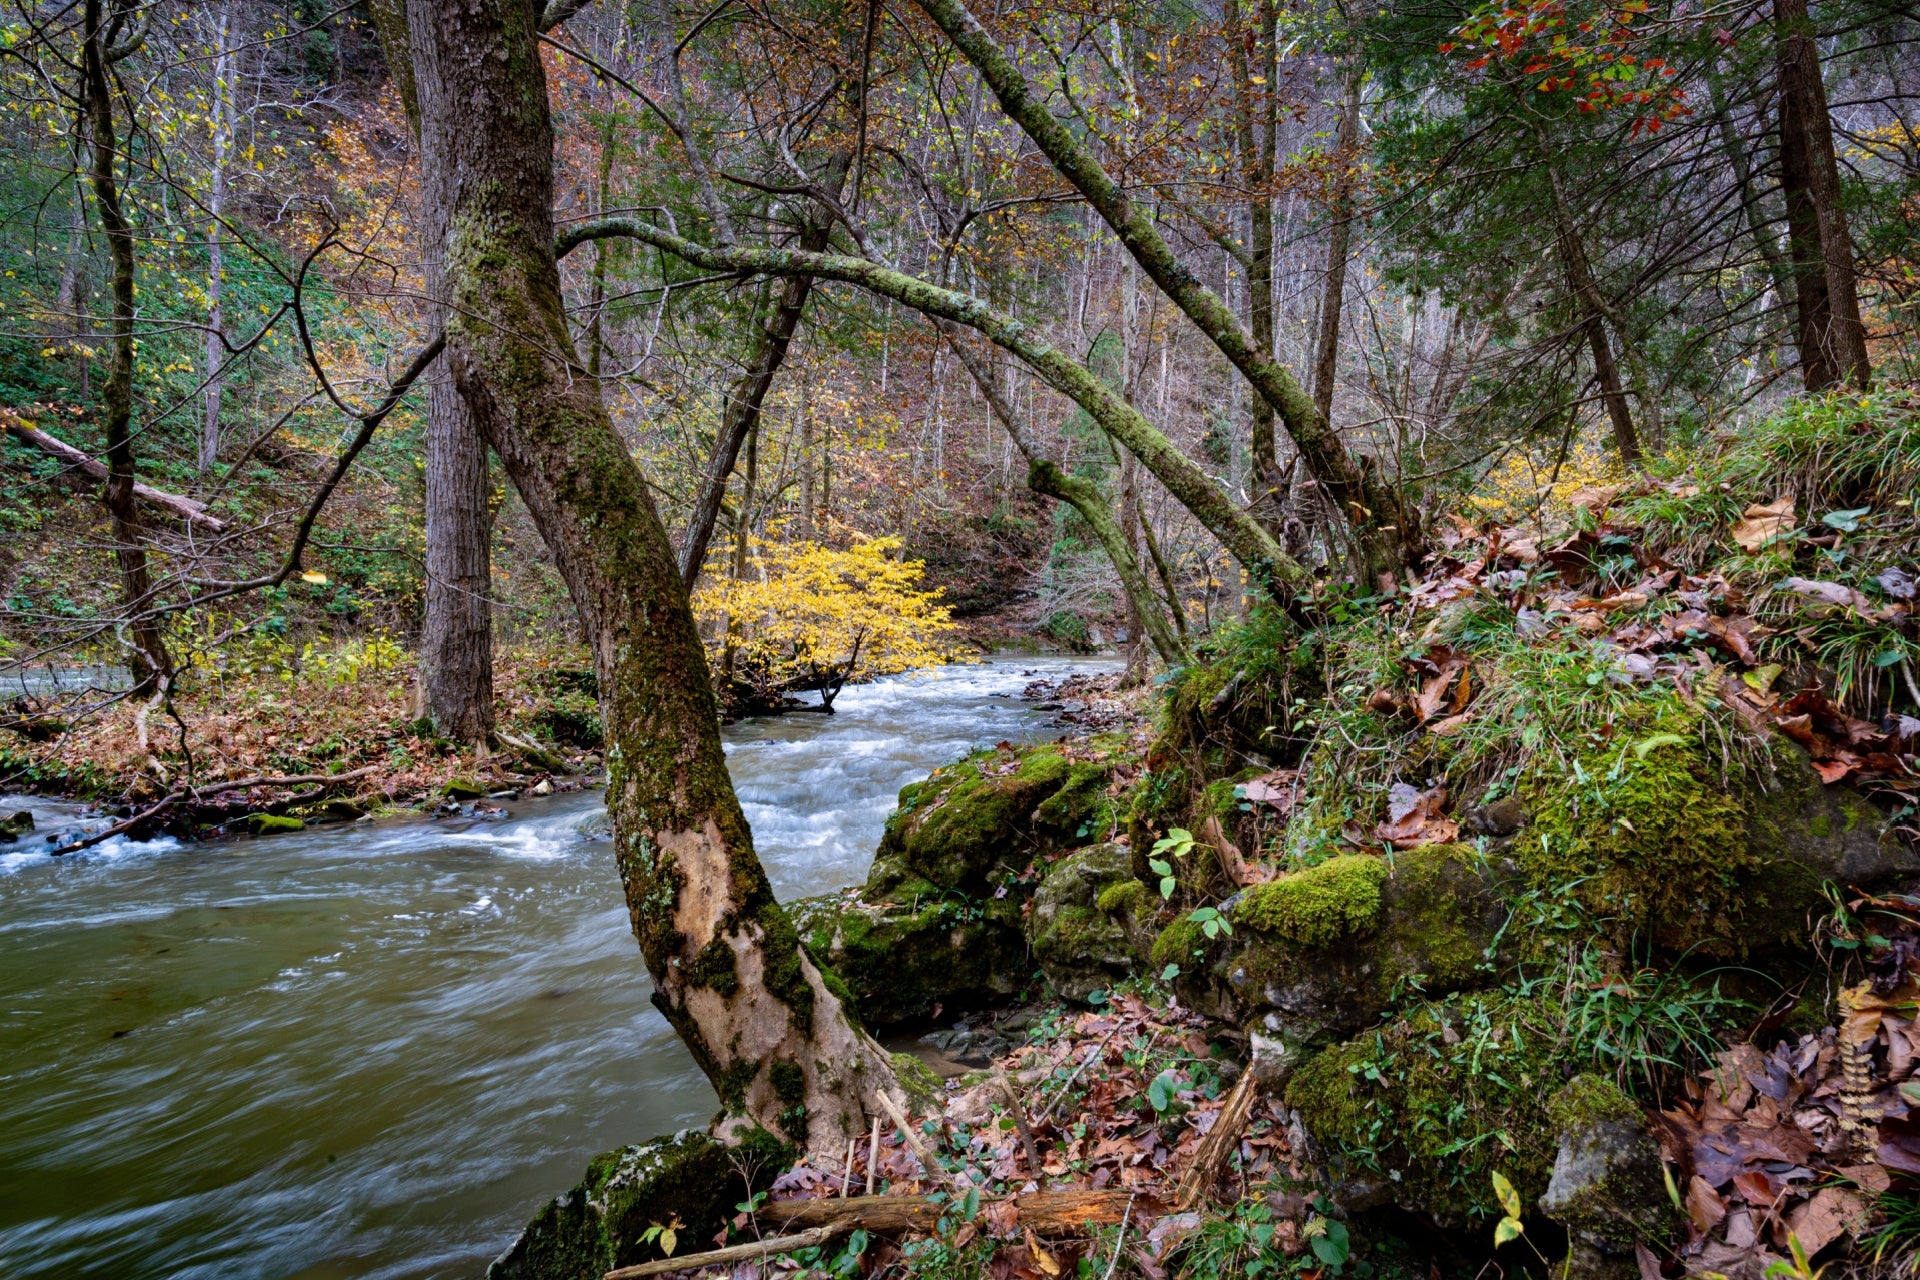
[1152,916,1208,967]
[489,1129,794,1280]
[444,775,488,800]
[877,746,1074,891]
[1234,854,1386,948]
[889,1051,946,1109]
[1284,994,1566,1223]
[1096,878,1151,915]
[788,890,1027,1028]
[1033,760,1115,837]
[1547,1073,1640,1132]
[243,813,306,835]
[769,1061,806,1107]
[1519,709,1756,952]
[685,935,740,998]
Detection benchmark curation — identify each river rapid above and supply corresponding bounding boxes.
[0,657,1114,1280]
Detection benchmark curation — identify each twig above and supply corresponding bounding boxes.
[865,1114,879,1195]
[842,1137,856,1198]
[995,1068,1043,1175]
[875,1090,961,1190]
[600,1219,854,1280]
[1033,1038,1107,1127]
[1101,1195,1136,1280]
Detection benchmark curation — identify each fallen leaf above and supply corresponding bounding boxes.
[1375,784,1459,849]
[1731,498,1796,552]
[1687,1175,1728,1234]
[1784,1186,1867,1256]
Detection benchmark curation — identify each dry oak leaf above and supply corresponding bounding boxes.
[1731,498,1796,552]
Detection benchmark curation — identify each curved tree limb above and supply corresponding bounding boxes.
[559,219,1305,592]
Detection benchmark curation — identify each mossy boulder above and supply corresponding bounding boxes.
[1027,842,1145,1001]
[1284,993,1566,1226]
[488,1128,791,1280]
[242,813,306,835]
[1165,845,1509,1069]
[444,776,489,801]
[871,746,1079,895]
[1520,725,1915,957]
[789,888,1028,1028]
[1540,1076,1675,1257]
[0,808,34,841]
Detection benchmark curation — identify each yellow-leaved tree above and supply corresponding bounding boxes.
[693,536,959,712]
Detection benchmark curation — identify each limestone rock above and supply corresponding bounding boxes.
[789,889,1027,1028]
[1027,842,1141,1001]
[1168,844,1508,1057]
[489,1129,790,1280]
[1539,1076,1675,1254]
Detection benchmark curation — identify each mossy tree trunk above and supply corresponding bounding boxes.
[391,0,893,1154]
[557,221,1307,594]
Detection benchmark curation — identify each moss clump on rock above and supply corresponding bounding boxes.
[788,889,1027,1028]
[1519,710,1755,952]
[873,746,1073,893]
[488,1128,792,1280]
[1233,854,1386,947]
[1284,993,1567,1224]
[242,813,305,835]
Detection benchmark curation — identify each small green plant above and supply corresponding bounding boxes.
[1186,905,1232,941]
[634,1214,682,1257]
[1150,827,1196,898]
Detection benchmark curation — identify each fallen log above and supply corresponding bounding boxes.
[760,1189,1139,1236]
[2,418,230,532]
[602,1219,854,1280]
[1175,1068,1259,1207]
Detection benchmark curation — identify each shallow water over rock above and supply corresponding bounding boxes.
[0,656,1114,1280]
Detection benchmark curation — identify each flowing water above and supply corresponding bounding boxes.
[0,656,1114,1280]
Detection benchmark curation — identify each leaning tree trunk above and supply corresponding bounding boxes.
[83,0,169,691]
[397,0,892,1152]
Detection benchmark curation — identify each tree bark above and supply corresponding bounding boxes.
[200,5,234,475]
[1540,145,1643,467]
[396,0,892,1152]
[679,265,820,589]
[420,375,495,742]
[914,0,1414,573]
[83,0,169,691]
[373,0,495,743]
[562,222,1306,592]
[1775,0,1871,390]
[1225,0,1279,510]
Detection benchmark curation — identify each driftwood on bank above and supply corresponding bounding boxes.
[602,1219,854,1280]
[760,1188,1139,1235]
[2,418,231,532]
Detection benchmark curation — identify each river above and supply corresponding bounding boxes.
[0,656,1112,1280]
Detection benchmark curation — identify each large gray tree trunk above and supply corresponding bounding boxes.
[395,0,893,1153]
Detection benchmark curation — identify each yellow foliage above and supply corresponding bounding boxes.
[1468,431,1625,525]
[693,537,959,690]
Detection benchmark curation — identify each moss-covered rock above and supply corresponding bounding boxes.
[1233,854,1386,947]
[1027,842,1143,1001]
[444,776,488,801]
[1168,845,1508,1066]
[488,1128,792,1280]
[789,888,1028,1028]
[242,813,306,835]
[1539,1076,1674,1256]
[871,746,1075,894]
[1521,722,1914,957]
[1284,993,1566,1226]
